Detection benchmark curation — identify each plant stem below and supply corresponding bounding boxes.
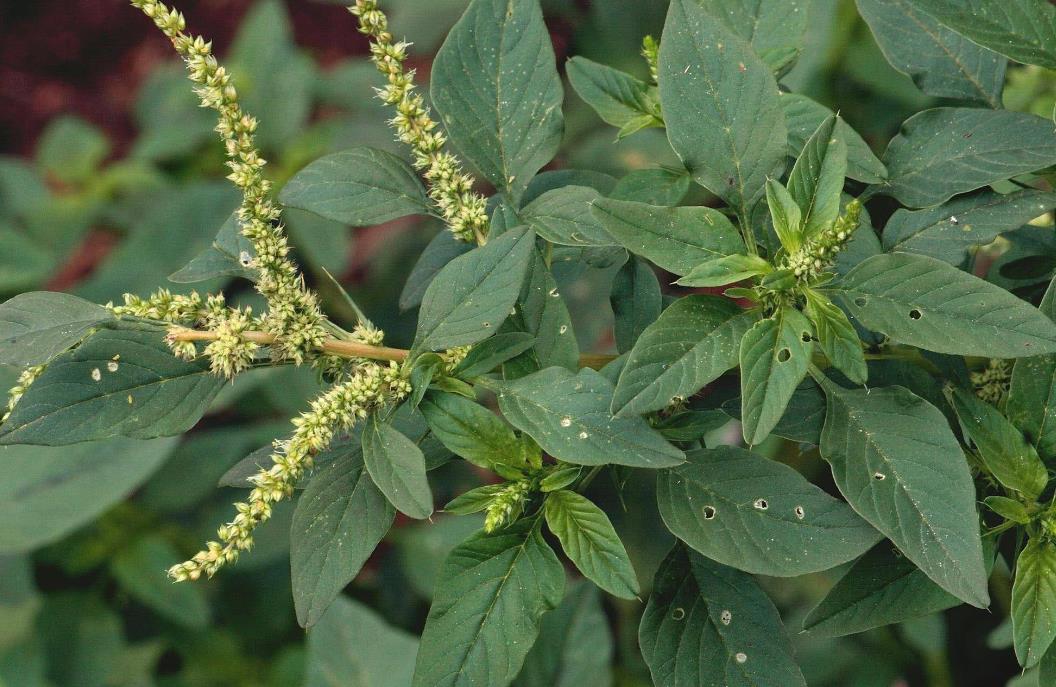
[169,328,618,369]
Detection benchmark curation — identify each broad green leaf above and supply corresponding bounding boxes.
[414,228,535,351]
[566,57,662,136]
[514,581,613,687]
[883,189,1056,264]
[278,147,432,226]
[412,520,565,687]
[451,333,536,378]
[724,379,827,445]
[658,447,881,577]
[400,231,473,311]
[697,0,808,74]
[985,495,1032,524]
[675,254,773,287]
[363,416,433,519]
[420,391,522,469]
[949,387,1048,499]
[292,443,394,628]
[523,170,617,204]
[431,0,564,201]
[305,595,418,687]
[818,381,989,607]
[906,0,1056,70]
[544,490,639,599]
[836,252,1056,358]
[766,178,803,253]
[1013,538,1056,668]
[856,0,1006,106]
[0,437,177,553]
[445,485,508,515]
[590,199,744,276]
[0,292,113,367]
[803,542,972,637]
[1009,278,1056,461]
[168,211,257,284]
[502,249,580,373]
[658,0,787,221]
[610,256,662,354]
[110,535,210,629]
[491,367,685,468]
[612,295,753,417]
[610,168,691,206]
[0,323,225,446]
[804,289,867,385]
[640,545,807,687]
[521,186,614,247]
[787,115,846,241]
[879,108,1056,208]
[36,116,110,186]
[781,94,887,184]
[739,308,814,445]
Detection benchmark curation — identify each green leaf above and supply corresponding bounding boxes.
[414,228,535,351]
[658,0,787,221]
[431,0,564,201]
[787,115,847,241]
[0,292,113,367]
[781,94,887,184]
[291,443,394,628]
[835,252,1056,357]
[278,147,432,226]
[658,446,881,577]
[0,323,225,446]
[610,168,691,206]
[513,581,613,687]
[363,416,433,519]
[491,366,685,468]
[883,189,1056,265]
[1013,538,1056,668]
[640,545,807,687]
[420,391,522,469]
[696,0,808,74]
[803,542,973,637]
[36,116,110,186]
[544,490,639,599]
[0,437,177,553]
[986,495,1032,524]
[110,535,210,629]
[818,381,990,608]
[412,520,565,687]
[612,295,754,417]
[766,178,803,253]
[675,254,773,287]
[856,0,1006,107]
[304,595,419,687]
[949,387,1048,499]
[521,186,614,247]
[168,211,257,284]
[539,466,582,492]
[452,333,536,378]
[590,199,744,276]
[1009,278,1056,462]
[445,485,508,515]
[905,0,1056,70]
[879,108,1056,208]
[566,56,662,135]
[610,256,662,354]
[401,231,474,311]
[503,249,580,373]
[739,308,814,445]
[804,289,867,385]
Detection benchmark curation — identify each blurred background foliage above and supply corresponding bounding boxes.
[1,1,1055,685]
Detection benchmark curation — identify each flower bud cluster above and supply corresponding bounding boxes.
[110,289,205,324]
[351,0,489,244]
[169,360,411,581]
[2,365,45,424]
[782,200,862,282]
[483,479,532,533]
[971,359,1012,406]
[131,0,326,365]
[642,36,660,84]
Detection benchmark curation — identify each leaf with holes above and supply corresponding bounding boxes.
[739,307,814,445]
[411,519,564,687]
[658,0,787,221]
[489,366,685,469]
[1012,537,1056,668]
[0,291,113,367]
[818,380,990,608]
[362,415,433,519]
[292,442,395,628]
[657,447,881,577]
[544,490,639,599]
[835,252,1056,358]
[430,0,563,201]
[639,544,806,687]
[612,295,754,417]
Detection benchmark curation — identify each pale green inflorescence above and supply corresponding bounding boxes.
[483,479,532,533]
[2,365,45,424]
[782,199,862,282]
[352,0,490,245]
